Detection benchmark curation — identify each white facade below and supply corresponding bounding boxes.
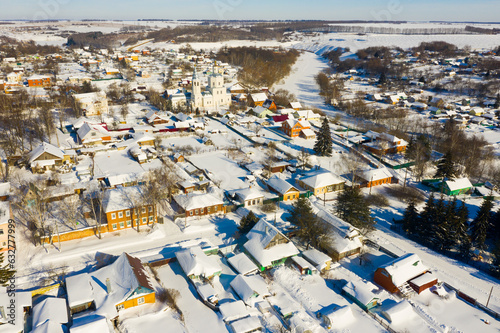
[190,68,231,110]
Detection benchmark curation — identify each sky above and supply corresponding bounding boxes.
[1,0,499,22]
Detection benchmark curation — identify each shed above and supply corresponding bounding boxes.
[317,305,355,329]
[175,246,222,280]
[443,177,472,196]
[70,314,111,333]
[32,298,69,329]
[381,300,416,325]
[291,256,317,275]
[342,281,379,310]
[227,253,259,276]
[230,274,270,307]
[219,300,249,323]
[408,272,438,294]
[66,273,95,314]
[302,248,332,272]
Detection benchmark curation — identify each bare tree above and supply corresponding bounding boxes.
[297,148,310,170]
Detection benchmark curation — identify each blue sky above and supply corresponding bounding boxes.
[1,0,499,22]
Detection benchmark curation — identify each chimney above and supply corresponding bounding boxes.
[106,278,112,294]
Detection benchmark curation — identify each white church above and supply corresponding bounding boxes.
[190,66,231,110]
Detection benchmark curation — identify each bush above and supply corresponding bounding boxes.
[261,203,278,213]
[385,186,425,204]
[365,193,389,207]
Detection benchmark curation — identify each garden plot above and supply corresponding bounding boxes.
[155,263,229,333]
[189,151,252,191]
[205,119,254,148]
[161,136,207,153]
[271,266,385,332]
[119,309,187,333]
[93,149,145,179]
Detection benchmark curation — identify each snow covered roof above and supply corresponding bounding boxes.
[284,118,310,129]
[219,300,249,323]
[66,273,94,308]
[295,109,319,119]
[229,316,262,333]
[89,252,154,318]
[251,92,267,102]
[230,274,270,305]
[382,300,416,325]
[289,102,302,109]
[298,171,344,189]
[445,177,472,191]
[267,176,298,195]
[77,122,109,141]
[243,219,299,268]
[409,272,437,287]
[70,314,110,333]
[342,280,378,306]
[31,320,65,333]
[173,193,223,211]
[300,128,316,137]
[232,187,265,202]
[301,248,331,267]
[380,253,428,287]
[32,298,68,329]
[321,305,355,328]
[227,253,259,275]
[102,186,145,213]
[251,105,271,115]
[27,142,65,164]
[175,246,222,278]
[356,167,393,182]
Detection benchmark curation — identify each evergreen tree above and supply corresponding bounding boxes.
[313,117,333,157]
[335,186,375,233]
[238,211,259,235]
[401,200,419,236]
[288,197,330,249]
[427,195,447,250]
[0,249,15,286]
[443,197,458,251]
[470,196,494,250]
[491,208,500,240]
[378,72,387,85]
[418,193,436,240]
[435,151,458,180]
[495,93,500,109]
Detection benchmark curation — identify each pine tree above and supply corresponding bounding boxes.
[427,195,447,250]
[401,200,419,236]
[435,151,458,180]
[495,93,500,109]
[470,196,494,250]
[238,211,259,235]
[378,72,387,85]
[313,117,333,157]
[418,193,436,240]
[288,197,329,249]
[335,186,375,233]
[443,197,458,251]
[490,208,500,240]
[0,249,15,286]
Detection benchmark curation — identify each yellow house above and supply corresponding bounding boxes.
[267,176,300,201]
[296,171,345,196]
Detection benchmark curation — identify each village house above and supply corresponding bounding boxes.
[31,297,68,333]
[442,177,473,196]
[294,109,321,122]
[281,119,313,138]
[65,252,155,321]
[230,274,271,307]
[27,74,52,88]
[229,82,247,95]
[362,132,408,155]
[229,187,266,208]
[77,122,112,146]
[146,111,173,126]
[374,253,435,295]
[26,142,75,173]
[243,218,299,271]
[355,168,397,188]
[0,202,12,252]
[173,193,225,217]
[175,246,222,280]
[73,91,109,116]
[301,248,332,272]
[342,280,380,311]
[287,101,302,110]
[102,186,157,232]
[248,92,268,107]
[266,176,300,201]
[227,253,259,276]
[249,106,273,118]
[262,99,277,111]
[296,170,345,196]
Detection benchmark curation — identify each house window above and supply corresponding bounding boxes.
[0,229,3,235]
[116,304,125,311]
[190,211,193,216]
[149,216,153,222]
[137,297,145,305]
[215,206,218,211]
[112,223,117,230]
[126,210,131,217]
[381,270,389,277]
[142,207,146,214]
[195,209,199,215]
[149,206,153,213]
[118,212,123,218]
[111,213,116,220]
[119,222,124,228]
[142,217,147,224]
[207,207,211,213]
[126,220,131,227]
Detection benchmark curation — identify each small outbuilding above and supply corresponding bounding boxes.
[342,281,379,310]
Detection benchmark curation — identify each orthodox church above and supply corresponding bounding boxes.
[190,66,231,110]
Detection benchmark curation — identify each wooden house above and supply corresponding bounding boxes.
[102,187,157,232]
[287,101,302,110]
[173,153,185,163]
[262,99,277,111]
[249,106,273,118]
[290,256,317,275]
[302,248,332,272]
[243,218,299,271]
[77,122,111,146]
[27,74,51,88]
[248,92,268,107]
[374,253,429,294]
[26,142,74,173]
[408,272,438,294]
[177,180,195,194]
[281,119,311,138]
[443,178,473,196]
[355,168,396,188]
[296,170,345,196]
[266,176,299,201]
[173,193,224,217]
[175,246,222,280]
[66,273,95,315]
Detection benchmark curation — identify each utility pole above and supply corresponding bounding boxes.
[403,167,409,190]
[486,286,493,308]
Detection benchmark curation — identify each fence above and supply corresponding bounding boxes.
[442,282,500,319]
